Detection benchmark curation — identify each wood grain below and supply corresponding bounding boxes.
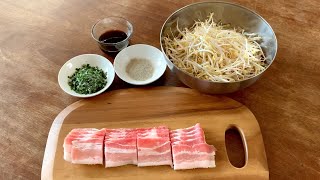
[42,87,267,180]
[0,0,319,180]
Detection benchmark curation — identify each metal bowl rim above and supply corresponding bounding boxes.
[160,1,278,84]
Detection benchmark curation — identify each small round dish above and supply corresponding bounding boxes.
[91,17,133,53]
[58,54,115,98]
[114,44,167,85]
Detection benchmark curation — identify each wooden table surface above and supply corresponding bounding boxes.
[0,0,319,179]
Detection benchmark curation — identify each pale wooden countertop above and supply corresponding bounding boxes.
[0,0,319,179]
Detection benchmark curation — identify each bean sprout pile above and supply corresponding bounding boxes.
[163,13,267,82]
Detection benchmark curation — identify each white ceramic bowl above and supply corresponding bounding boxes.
[114,44,167,85]
[58,54,115,98]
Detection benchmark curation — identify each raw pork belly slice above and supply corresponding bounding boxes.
[63,128,104,164]
[71,138,104,164]
[137,126,172,167]
[171,143,216,170]
[63,124,217,170]
[170,123,216,170]
[104,128,137,167]
[171,137,206,146]
[170,123,204,136]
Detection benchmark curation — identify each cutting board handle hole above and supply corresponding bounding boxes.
[225,126,247,168]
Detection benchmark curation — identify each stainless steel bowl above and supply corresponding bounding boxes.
[160,2,277,94]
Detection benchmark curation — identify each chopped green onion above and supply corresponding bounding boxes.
[68,64,107,94]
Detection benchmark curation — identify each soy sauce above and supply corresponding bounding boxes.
[98,30,129,53]
[99,30,127,43]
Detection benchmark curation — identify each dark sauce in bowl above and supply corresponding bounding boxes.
[98,30,129,53]
[99,30,127,43]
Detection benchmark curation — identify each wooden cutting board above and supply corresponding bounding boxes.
[41,87,268,180]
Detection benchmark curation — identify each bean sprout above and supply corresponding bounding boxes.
[163,13,267,82]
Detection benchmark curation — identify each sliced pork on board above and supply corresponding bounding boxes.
[62,124,216,170]
[136,126,172,167]
[170,123,216,170]
[63,128,105,164]
[104,128,137,167]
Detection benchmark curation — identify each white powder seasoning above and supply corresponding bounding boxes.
[126,58,154,81]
